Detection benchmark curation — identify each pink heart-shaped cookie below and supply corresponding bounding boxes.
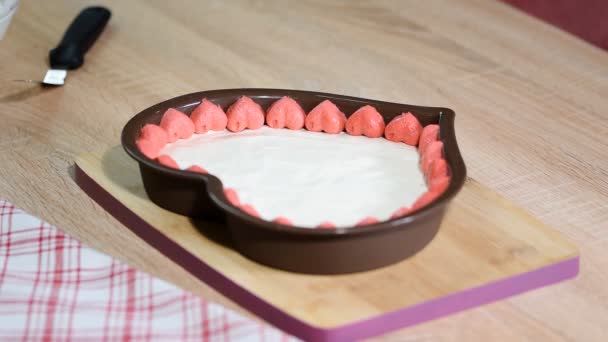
[266,96,306,130]
[390,206,412,219]
[412,191,440,211]
[140,123,169,142]
[240,204,260,217]
[136,124,168,159]
[136,139,162,159]
[384,112,422,145]
[426,158,448,184]
[429,176,450,194]
[157,154,179,169]
[418,124,439,154]
[160,108,195,142]
[345,105,385,138]
[421,140,444,173]
[305,100,347,134]
[317,221,336,229]
[190,98,227,133]
[226,96,265,132]
[186,165,208,173]
[356,217,379,226]
[273,217,293,225]
[223,188,240,206]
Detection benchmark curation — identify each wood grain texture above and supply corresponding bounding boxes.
[1,0,607,340]
[75,146,577,330]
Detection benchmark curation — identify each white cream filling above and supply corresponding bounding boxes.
[160,126,427,228]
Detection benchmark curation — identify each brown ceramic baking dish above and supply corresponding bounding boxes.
[122,89,466,274]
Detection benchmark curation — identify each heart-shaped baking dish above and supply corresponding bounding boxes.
[122,89,466,274]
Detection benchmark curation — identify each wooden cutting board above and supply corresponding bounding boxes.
[75,146,579,342]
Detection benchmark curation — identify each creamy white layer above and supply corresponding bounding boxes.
[160,126,427,228]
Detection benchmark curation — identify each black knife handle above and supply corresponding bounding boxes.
[49,6,111,69]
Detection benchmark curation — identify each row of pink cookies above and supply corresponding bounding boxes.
[135,96,450,228]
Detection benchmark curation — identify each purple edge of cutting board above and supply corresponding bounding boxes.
[74,165,579,342]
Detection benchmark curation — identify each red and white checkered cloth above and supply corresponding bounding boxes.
[0,199,296,341]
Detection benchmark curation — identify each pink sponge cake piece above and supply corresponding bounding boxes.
[190,99,227,133]
[226,96,265,132]
[345,105,385,138]
[273,217,293,225]
[305,100,347,134]
[266,96,306,130]
[385,112,422,146]
[157,154,179,169]
[421,140,444,173]
[160,108,195,142]
[187,165,208,173]
[418,124,439,154]
[136,124,169,159]
[223,188,240,206]
[356,217,379,226]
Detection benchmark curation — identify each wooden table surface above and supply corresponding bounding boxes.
[1,0,607,340]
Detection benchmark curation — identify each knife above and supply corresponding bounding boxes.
[14,6,111,86]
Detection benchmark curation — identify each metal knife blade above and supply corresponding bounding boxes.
[42,69,68,86]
